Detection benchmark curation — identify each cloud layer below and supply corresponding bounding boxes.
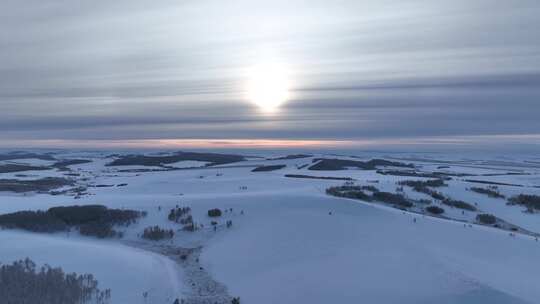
[1,0,539,149]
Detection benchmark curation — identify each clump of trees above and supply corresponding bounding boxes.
[398,180,477,211]
[0,177,74,193]
[360,185,379,192]
[309,158,413,171]
[372,192,413,208]
[476,213,497,224]
[508,194,540,212]
[399,179,448,201]
[79,223,119,238]
[0,164,49,174]
[400,181,447,201]
[167,206,198,231]
[251,165,286,172]
[168,206,191,222]
[425,190,446,201]
[0,205,144,238]
[142,226,174,240]
[470,187,505,198]
[326,185,413,208]
[208,209,222,217]
[0,258,111,304]
[426,206,445,214]
[377,170,447,178]
[326,185,372,201]
[182,222,196,232]
[399,179,447,189]
[231,297,241,304]
[442,198,477,211]
[284,174,353,181]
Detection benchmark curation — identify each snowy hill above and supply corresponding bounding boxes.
[0,150,539,304]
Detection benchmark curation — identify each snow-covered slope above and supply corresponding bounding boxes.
[1,150,539,304]
[201,192,538,304]
[0,231,184,304]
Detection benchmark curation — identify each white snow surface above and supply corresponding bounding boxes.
[0,151,539,304]
[0,231,184,304]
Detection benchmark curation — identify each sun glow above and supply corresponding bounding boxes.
[246,63,291,112]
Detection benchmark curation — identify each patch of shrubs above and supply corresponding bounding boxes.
[508,194,540,212]
[425,206,444,215]
[208,208,222,217]
[476,213,497,224]
[142,226,174,240]
[470,187,505,198]
[0,258,111,304]
[0,205,144,238]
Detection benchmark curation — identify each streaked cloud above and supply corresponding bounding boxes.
[1,0,539,150]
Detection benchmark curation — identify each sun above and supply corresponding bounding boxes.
[246,63,291,112]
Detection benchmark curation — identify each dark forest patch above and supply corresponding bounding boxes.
[0,152,55,162]
[252,165,286,172]
[53,159,92,170]
[309,158,413,171]
[469,187,505,198]
[378,170,453,179]
[285,174,353,181]
[267,154,312,160]
[0,164,50,173]
[0,205,144,238]
[0,258,110,304]
[107,151,245,167]
[508,194,540,212]
[464,179,523,187]
[0,177,73,193]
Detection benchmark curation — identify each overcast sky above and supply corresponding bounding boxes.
[1,0,539,150]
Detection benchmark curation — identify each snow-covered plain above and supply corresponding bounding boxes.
[0,231,184,304]
[1,151,539,304]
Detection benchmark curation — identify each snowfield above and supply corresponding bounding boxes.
[0,231,184,304]
[1,150,539,304]
[201,193,538,304]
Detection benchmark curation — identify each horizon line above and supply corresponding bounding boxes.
[0,134,539,150]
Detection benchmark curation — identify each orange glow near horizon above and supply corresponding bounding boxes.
[2,134,539,150]
[1,139,357,149]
